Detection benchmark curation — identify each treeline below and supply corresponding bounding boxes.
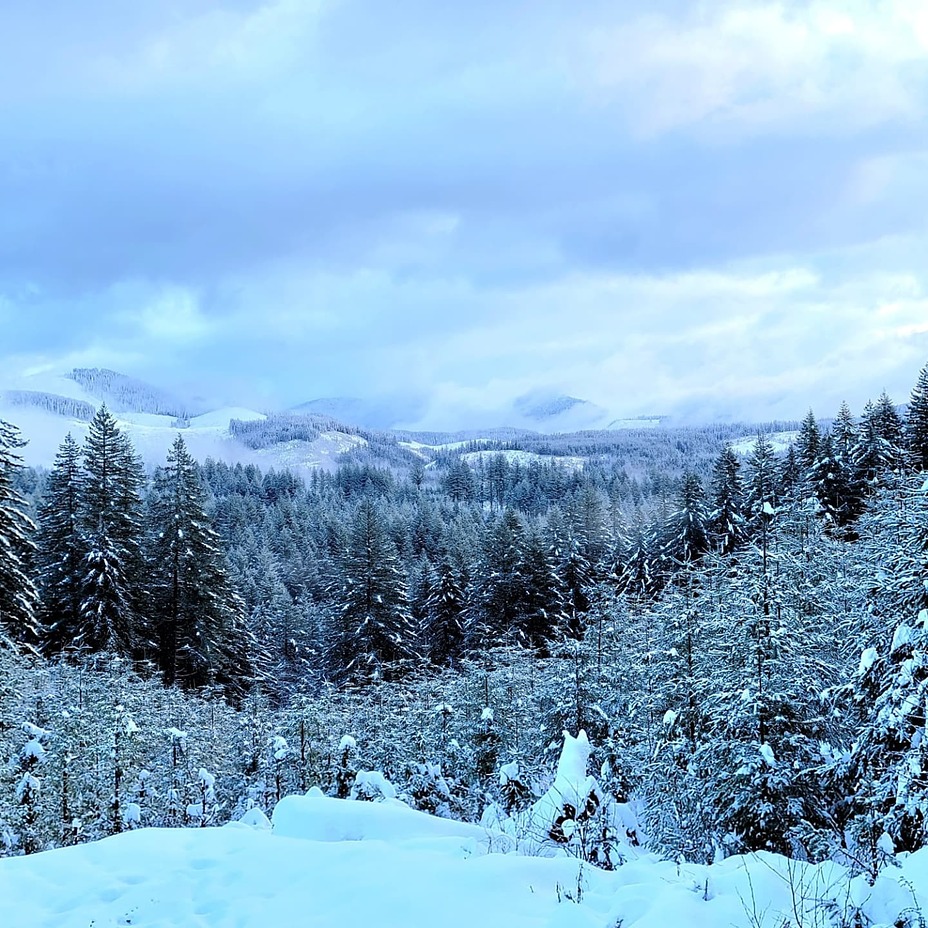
[1,364,928,867]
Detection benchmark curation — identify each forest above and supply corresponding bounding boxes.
[1,361,928,877]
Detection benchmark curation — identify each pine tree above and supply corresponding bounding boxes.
[655,473,710,574]
[745,434,778,534]
[77,407,146,656]
[795,410,821,482]
[708,447,746,555]
[517,528,567,655]
[147,435,251,696]
[0,420,38,648]
[329,497,417,683]
[422,559,466,667]
[906,362,928,471]
[855,397,906,490]
[466,508,527,649]
[36,435,86,655]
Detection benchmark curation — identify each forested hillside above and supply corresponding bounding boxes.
[1,363,928,876]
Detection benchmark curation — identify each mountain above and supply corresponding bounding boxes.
[512,390,611,430]
[289,396,425,431]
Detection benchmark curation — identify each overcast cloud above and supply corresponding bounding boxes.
[2,0,927,424]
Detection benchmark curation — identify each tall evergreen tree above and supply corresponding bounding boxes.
[708,447,746,555]
[329,497,417,683]
[745,434,778,533]
[77,407,146,656]
[795,410,821,480]
[656,473,710,572]
[36,435,86,654]
[422,559,466,666]
[147,435,251,695]
[906,362,928,471]
[0,420,38,648]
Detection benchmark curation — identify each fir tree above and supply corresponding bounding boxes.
[36,435,86,655]
[655,473,710,573]
[147,435,251,696]
[77,407,146,657]
[708,447,746,555]
[906,362,928,471]
[422,559,466,667]
[329,497,417,683]
[0,420,38,648]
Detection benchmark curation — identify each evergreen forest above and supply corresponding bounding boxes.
[2,362,928,874]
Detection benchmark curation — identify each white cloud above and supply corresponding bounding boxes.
[91,0,330,94]
[128,287,213,342]
[579,1,928,135]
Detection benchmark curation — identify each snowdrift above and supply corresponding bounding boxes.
[2,793,928,927]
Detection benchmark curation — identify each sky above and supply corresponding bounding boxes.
[2,0,928,426]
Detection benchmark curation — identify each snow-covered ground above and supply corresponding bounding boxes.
[3,788,927,927]
[728,430,799,456]
[461,449,586,471]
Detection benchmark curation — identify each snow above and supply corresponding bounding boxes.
[859,646,879,676]
[3,792,928,927]
[351,770,398,801]
[461,449,586,471]
[759,742,776,766]
[728,431,799,456]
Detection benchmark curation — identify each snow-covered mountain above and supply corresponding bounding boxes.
[0,366,676,471]
[0,369,368,472]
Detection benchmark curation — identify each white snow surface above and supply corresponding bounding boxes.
[3,793,928,927]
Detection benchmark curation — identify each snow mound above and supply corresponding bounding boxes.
[2,793,928,927]
[271,793,507,849]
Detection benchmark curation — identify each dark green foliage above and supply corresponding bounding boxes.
[708,447,746,555]
[36,435,85,655]
[329,497,418,683]
[147,436,251,697]
[0,419,38,648]
[906,362,928,471]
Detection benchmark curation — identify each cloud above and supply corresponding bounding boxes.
[1,1,926,426]
[579,1,928,135]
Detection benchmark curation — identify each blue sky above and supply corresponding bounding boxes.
[2,0,927,425]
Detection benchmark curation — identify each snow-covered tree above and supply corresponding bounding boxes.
[36,434,85,655]
[906,362,928,472]
[147,435,251,696]
[0,419,38,648]
[328,497,417,683]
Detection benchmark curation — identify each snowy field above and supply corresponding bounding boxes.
[2,790,928,927]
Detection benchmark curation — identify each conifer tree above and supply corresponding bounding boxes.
[422,559,466,667]
[795,410,821,480]
[0,419,38,648]
[708,447,746,555]
[906,362,928,471]
[147,435,251,695]
[36,434,86,655]
[329,497,417,683]
[745,434,778,533]
[77,407,146,656]
[656,473,710,573]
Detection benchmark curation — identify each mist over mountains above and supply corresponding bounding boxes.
[0,366,681,470]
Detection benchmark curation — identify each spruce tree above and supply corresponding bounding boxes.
[795,410,821,482]
[745,434,778,534]
[329,497,417,683]
[422,559,466,667]
[655,473,710,574]
[0,419,38,648]
[147,435,251,696]
[906,362,928,471]
[77,407,145,656]
[708,447,746,555]
[36,434,86,655]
